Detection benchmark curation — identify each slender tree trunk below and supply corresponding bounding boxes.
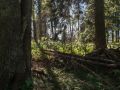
[77,0,80,37]
[33,20,38,42]
[51,20,54,38]
[106,30,109,43]
[118,30,120,42]
[70,18,72,41]
[32,0,39,43]
[115,30,118,42]
[94,0,107,49]
[112,30,114,42]
[37,0,41,39]
[44,17,47,37]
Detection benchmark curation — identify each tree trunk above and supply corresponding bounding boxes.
[0,0,32,90]
[112,30,114,42]
[32,0,39,43]
[21,0,32,80]
[77,0,80,37]
[33,20,38,42]
[94,0,107,49]
[51,19,54,38]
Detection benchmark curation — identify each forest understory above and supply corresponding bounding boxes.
[32,48,120,90]
[1,0,120,90]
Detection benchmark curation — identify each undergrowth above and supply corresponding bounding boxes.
[31,39,120,90]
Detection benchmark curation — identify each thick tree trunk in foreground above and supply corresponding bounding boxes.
[94,0,107,49]
[0,0,32,90]
[21,0,32,84]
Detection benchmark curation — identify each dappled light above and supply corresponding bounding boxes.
[0,0,120,90]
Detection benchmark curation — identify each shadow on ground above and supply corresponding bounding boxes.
[32,45,120,90]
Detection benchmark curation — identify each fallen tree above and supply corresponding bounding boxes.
[42,48,120,68]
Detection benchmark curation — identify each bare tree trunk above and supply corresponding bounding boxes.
[32,0,39,43]
[21,0,32,80]
[0,0,32,90]
[118,30,120,42]
[33,20,38,42]
[44,17,47,37]
[51,20,54,38]
[112,30,114,42]
[77,0,80,37]
[94,0,107,49]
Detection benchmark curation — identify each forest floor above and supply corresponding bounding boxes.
[32,48,120,90]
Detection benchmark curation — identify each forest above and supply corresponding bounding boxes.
[0,0,120,90]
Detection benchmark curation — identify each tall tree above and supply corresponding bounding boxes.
[21,0,32,81]
[94,0,107,49]
[0,0,32,90]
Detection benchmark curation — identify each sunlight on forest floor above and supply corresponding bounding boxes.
[31,40,94,60]
[32,59,120,90]
[31,41,120,90]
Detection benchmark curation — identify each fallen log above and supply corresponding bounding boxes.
[84,57,116,63]
[42,49,120,68]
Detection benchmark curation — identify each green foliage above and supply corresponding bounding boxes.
[31,41,41,60]
[31,38,94,59]
[108,42,120,49]
[31,1,120,89]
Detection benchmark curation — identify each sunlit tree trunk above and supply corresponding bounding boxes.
[32,0,39,43]
[36,0,42,40]
[51,20,54,38]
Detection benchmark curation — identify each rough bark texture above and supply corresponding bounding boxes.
[21,0,32,78]
[0,0,32,90]
[94,0,107,49]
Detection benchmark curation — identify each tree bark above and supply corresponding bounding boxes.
[112,30,114,42]
[94,0,107,49]
[21,0,32,80]
[0,0,32,90]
